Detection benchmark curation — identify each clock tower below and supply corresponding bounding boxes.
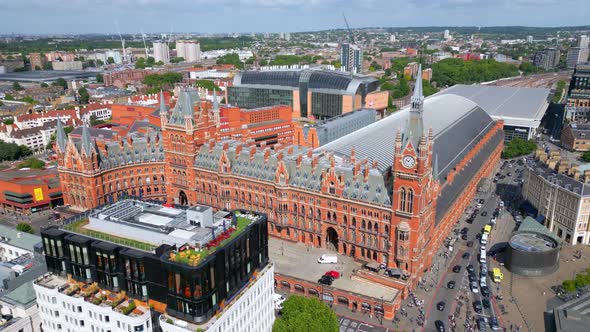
[390,64,439,275]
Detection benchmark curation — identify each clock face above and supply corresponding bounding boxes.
[402,155,416,168]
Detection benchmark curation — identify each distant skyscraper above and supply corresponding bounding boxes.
[533,48,560,70]
[579,35,589,48]
[390,34,396,42]
[176,40,201,62]
[153,40,170,64]
[527,35,534,43]
[105,50,122,64]
[341,43,362,74]
[567,47,590,69]
[443,29,450,40]
[285,33,291,41]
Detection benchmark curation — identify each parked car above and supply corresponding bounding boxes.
[461,234,468,240]
[467,264,475,273]
[477,317,488,331]
[461,227,469,234]
[325,270,340,279]
[435,320,446,332]
[480,276,487,288]
[481,286,490,297]
[447,280,456,289]
[462,252,470,259]
[490,317,501,330]
[471,281,479,293]
[318,254,337,264]
[466,241,474,247]
[473,300,483,313]
[481,211,488,217]
[482,298,491,309]
[453,265,462,273]
[437,301,446,311]
[318,275,333,285]
[469,272,477,282]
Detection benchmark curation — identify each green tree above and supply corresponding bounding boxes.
[582,151,590,162]
[18,157,45,169]
[35,65,41,70]
[96,74,104,83]
[107,57,115,64]
[4,94,15,101]
[135,57,146,69]
[42,62,52,70]
[552,80,566,103]
[563,280,577,292]
[259,59,268,66]
[96,59,104,66]
[12,82,24,91]
[3,118,14,125]
[16,223,34,234]
[40,82,48,88]
[216,53,244,69]
[143,72,183,90]
[502,138,537,159]
[519,62,543,75]
[272,296,338,332]
[431,58,519,87]
[20,96,37,104]
[195,80,220,91]
[52,77,68,89]
[146,56,155,67]
[422,80,439,97]
[170,57,185,63]
[0,141,32,161]
[78,87,90,104]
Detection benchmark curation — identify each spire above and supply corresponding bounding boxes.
[433,153,439,180]
[212,90,220,127]
[56,119,67,152]
[81,124,93,156]
[407,64,424,149]
[159,90,167,115]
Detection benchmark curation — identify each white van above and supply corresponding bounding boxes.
[480,248,487,264]
[480,233,488,245]
[318,254,338,264]
[273,294,286,310]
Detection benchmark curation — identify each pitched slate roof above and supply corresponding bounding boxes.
[168,89,200,126]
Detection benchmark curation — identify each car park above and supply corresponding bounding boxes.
[435,320,445,332]
[453,265,462,273]
[437,301,446,311]
[447,280,456,289]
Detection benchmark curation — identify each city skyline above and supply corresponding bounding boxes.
[1,0,589,34]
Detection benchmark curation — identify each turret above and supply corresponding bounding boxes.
[407,64,424,150]
[56,119,67,153]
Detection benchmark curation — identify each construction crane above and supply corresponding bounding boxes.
[140,28,149,59]
[115,21,126,64]
[342,13,354,44]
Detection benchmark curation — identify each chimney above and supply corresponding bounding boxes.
[222,142,229,151]
[307,149,313,158]
[235,144,242,155]
[312,156,319,169]
[264,147,271,161]
[296,154,303,167]
[287,145,294,155]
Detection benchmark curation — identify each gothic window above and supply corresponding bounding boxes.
[343,215,348,225]
[400,188,406,211]
[352,217,356,228]
[327,211,331,220]
[385,225,389,235]
[374,223,379,233]
[398,230,409,242]
[316,209,321,219]
[407,189,414,213]
[329,181,335,194]
[332,213,336,223]
[362,220,366,229]
[368,221,372,232]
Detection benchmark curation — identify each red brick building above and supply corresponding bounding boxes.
[0,168,63,214]
[103,69,152,89]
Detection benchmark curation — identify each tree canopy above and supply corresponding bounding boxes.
[18,157,45,169]
[502,138,536,159]
[16,223,34,234]
[78,87,90,104]
[143,72,183,94]
[12,82,24,91]
[431,58,519,87]
[216,53,244,69]
[96,74,104,83]
[0,141,32,161]
[195,80,221,91]
[581,151,590,162]
[52,77,68,90]
[272,296,338,332]
[552,80,566,103]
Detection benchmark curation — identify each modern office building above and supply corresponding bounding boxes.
[579,35,589,49]
[443,29,450,40]
[565,63,590,122]
[153,41,170,64]
[175,40,201,63]
[227,69,381,119]
[522,159,590,245]
[533,48,561,70]
[566,47,589,69]
[34,200,273,332]
[560,123,590,151]
[340,43,363,74]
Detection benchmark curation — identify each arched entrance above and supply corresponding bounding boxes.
[326,227,339,251]
[178,191,188,206]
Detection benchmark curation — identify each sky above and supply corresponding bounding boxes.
[0,0,589,34]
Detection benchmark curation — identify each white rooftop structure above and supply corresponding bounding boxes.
[438,84,551,131]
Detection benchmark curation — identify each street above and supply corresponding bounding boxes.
[395,158,527,332]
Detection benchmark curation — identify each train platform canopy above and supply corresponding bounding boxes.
[437,84,550,131]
